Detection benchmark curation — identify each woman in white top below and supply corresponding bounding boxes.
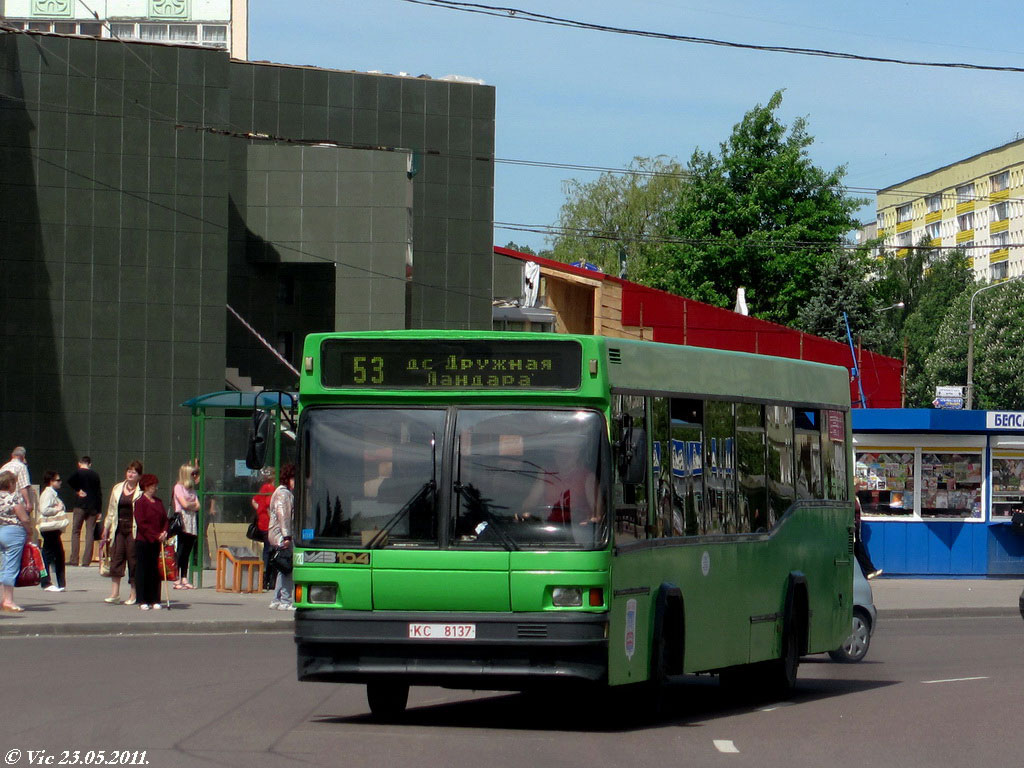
[171,463,201,590]
[38,470,69,592]
[267,463,295,611]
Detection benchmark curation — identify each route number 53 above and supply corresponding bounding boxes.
[352,356,384,384]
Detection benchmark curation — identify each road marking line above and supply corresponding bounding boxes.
[922,676,989,684]
[713,740,740,753]
[758,702,794,712]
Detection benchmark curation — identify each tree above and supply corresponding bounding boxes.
[550,155,686,277]
[920,289,974,408]
[974,279,1024,409]
[794,247,896,353]
[502,241,537,256]
[896,249,974,406]
[650,91,865,324]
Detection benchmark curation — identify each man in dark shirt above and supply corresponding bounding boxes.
[67,456,102,566]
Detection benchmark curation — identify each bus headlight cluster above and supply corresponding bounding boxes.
[551,587,584,607]
[307,584,338,604]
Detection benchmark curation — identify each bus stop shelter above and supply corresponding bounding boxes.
[180,390,297,587]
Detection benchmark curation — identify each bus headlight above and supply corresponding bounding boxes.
[307,584,338,604]
[551,587,584,607]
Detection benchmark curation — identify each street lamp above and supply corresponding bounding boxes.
[878,301,905,313]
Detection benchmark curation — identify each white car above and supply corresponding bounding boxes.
[829,565,877,663]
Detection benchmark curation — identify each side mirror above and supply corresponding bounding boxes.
[617,427,647,485]
[245,410,271,470]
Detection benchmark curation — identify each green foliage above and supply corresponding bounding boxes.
[975,280,1024,409]
[917,278,1024,409]
[895,250,974,406]
[919,290,972,407]
[550,155,686,277]
[650,91,865,324]
[502,241,536,255]
[795,247,896,353]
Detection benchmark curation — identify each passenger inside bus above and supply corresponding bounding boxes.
[519,441,603,530]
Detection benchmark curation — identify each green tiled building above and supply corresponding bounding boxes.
[0,30,495,497]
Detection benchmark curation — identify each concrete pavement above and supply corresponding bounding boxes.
[1,563,1022,636]
[0,561,293,636]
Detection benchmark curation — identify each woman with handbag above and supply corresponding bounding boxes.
[171,462,200,590]
[0,469,32,612]
[267,463,296,611]
[38,470,69,592]
[250,467,274,590]
[101,461,143,605]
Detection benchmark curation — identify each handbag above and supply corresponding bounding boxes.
[270,545,293,575]
[158,544,179,581]
[246,518,267,543]
[98,541,112,577]
[166,512,185,539]
[16,541,44,587]
[39,511,70,532]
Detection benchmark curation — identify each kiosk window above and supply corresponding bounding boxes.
[855,450,914,516]
[920,452,982,518]
[991,455,1024,520]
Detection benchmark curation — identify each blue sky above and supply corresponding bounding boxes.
[249,0,1024,252]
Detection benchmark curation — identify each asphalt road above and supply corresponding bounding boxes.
[3,616,1023,768]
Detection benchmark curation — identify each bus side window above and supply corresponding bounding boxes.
[705,400,736,534]
[821,410,848,500]
[652,397,671,538]
[612,395,648,542]
[795,409,823,500]
[766,405,795,525]
[736,403,766,532]
[671,398,703,536]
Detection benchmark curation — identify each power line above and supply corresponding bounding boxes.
[2,26,1021,209]
[495,221,1021,254]
[398,0,1024,74]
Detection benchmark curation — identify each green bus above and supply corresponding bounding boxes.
[284,330,854,716]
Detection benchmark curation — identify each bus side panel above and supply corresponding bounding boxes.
[607,550,655,686]
[608,505,852,682]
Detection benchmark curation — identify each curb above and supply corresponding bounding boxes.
[0,621,294,638]
[877,606,1020,619]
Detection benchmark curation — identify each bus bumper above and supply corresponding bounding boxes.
[295,610,609,690]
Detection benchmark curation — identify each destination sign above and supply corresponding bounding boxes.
[320,339,583,390]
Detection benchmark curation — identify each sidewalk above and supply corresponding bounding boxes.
[2,565,1022,637]
[871,576,1024,619]
[0,562,294,637]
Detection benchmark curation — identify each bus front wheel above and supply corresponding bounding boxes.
[366,681,410,719]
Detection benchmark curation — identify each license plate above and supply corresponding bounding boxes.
[408,622,476,640]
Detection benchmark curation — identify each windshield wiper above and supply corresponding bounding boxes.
[453,435,518,551]
[365,433,437,549]
[365,480,436,549]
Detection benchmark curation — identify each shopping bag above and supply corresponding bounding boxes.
[98,541,112,577]
[158,544,178,581]
[15,542,44,587]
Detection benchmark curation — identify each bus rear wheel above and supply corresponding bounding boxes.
[366,681,410,719]
[763,619,800,694]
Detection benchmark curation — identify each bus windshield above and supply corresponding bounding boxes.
[452,409,608,549]
[298,407,610,550]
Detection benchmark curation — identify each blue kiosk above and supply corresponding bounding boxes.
[853,409,1024,577]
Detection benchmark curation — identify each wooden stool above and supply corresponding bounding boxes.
[216,546,264,593]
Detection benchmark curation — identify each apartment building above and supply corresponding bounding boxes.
[876,138,1024,281]
[1,0,247,58]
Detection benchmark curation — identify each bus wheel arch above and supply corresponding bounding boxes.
[769,573,808,693]
[651,583,685,682]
